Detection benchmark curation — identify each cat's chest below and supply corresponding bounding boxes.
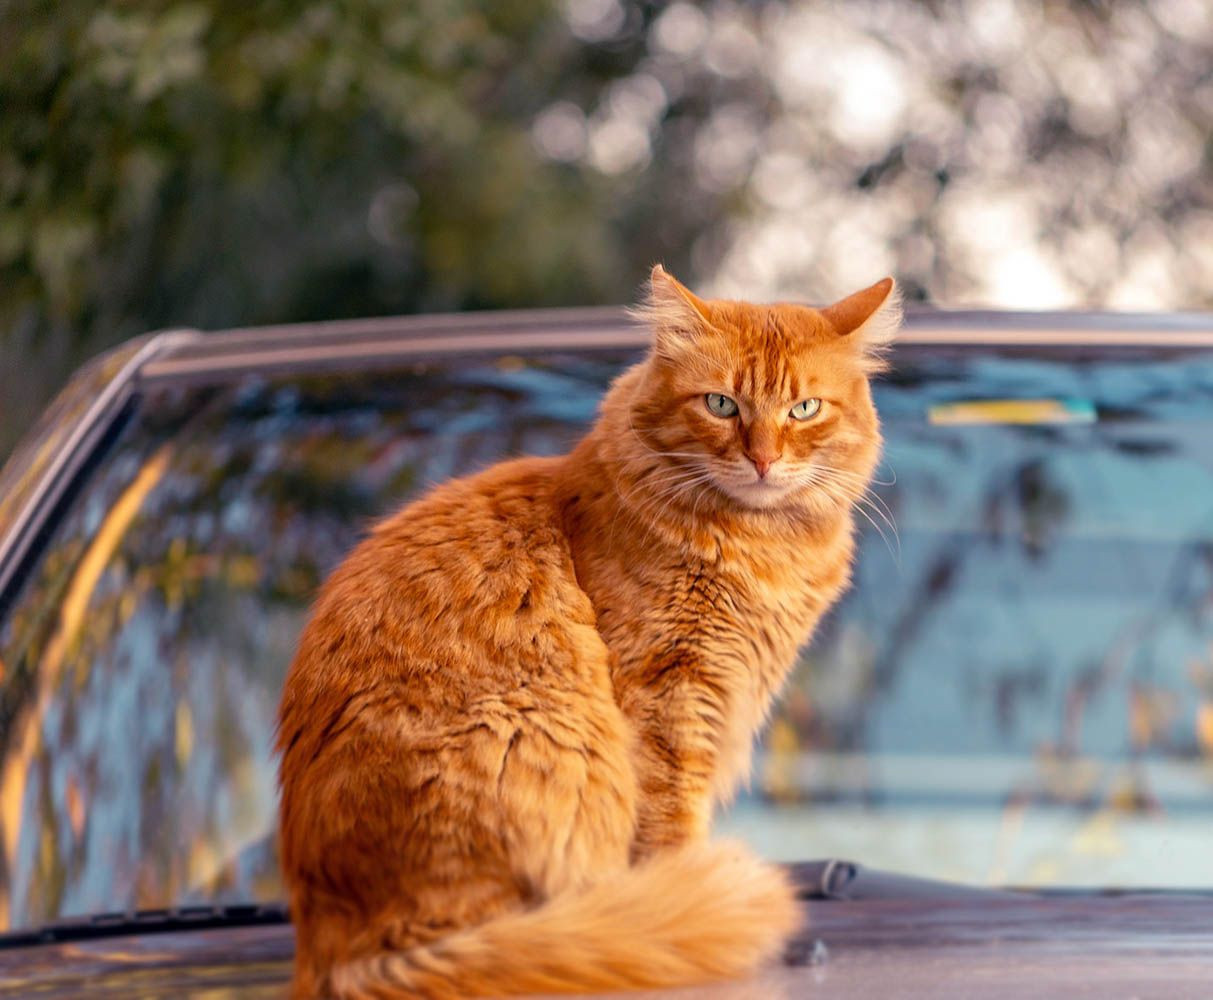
[593,557,827,801]
[597,559,821,677]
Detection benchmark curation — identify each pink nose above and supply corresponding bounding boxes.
[751,456,777,478]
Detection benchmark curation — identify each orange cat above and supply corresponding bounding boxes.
[276,267,899,998]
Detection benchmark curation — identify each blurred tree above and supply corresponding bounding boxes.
[4,0,1213,461]
[0,0,760,457]
[699,1,1213,310]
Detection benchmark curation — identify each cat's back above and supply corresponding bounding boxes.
[276,455,641,991]
[282,454,591,699]
[343,453,572,602]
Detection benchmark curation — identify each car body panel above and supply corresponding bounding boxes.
[4,889,1213,998]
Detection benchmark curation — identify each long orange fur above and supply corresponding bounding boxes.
[276,267,900,998]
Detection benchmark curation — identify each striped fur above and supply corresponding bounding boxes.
[276,268,896,997]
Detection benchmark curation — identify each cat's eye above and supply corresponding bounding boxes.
[789,398,822,421]
[705,393,739,418]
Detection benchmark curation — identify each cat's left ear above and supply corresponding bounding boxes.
[821,277,902,373]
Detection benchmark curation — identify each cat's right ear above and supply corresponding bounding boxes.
[632,264,713,361]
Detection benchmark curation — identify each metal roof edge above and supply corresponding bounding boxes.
[0,328,201,612]
[136,307,1213,384]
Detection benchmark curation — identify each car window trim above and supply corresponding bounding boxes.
[0,330,199,618]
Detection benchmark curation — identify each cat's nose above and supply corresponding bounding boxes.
[749,454,780,479]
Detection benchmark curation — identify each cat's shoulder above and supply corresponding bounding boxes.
[377,453,566,539]
[316,454,577,607]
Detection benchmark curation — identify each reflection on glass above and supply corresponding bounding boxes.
[738,354,1213,885]
[3,349,1213,930]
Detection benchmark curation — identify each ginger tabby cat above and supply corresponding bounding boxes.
[276,267,900,998]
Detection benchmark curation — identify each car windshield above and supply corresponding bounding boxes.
[2,342,1213,932]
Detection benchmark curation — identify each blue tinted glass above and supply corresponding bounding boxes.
[3,348,1213,932]
[725,353,1213,885]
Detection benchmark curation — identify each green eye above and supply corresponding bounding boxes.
[790,398,822,421]
[705,393,739,418]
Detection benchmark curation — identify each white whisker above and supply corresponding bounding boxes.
[796,463,901,566]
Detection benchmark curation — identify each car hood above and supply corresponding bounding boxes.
[3,868,1213,998]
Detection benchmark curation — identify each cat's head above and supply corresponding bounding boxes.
[623,265,897,514]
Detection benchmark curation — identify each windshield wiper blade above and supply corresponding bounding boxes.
[0,860,1032,951]
[0,903,289,949]
[1,859,1012,948]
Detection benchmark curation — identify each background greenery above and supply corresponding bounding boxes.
[0,0,745,457]
[3,0,1212,459]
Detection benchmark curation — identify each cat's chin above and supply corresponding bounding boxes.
[712,478,803,511]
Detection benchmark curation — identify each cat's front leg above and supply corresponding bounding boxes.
[624,679,725,859]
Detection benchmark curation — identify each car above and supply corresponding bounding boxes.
[2,306,1213,997]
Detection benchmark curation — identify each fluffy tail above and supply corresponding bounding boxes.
[331,840,802,999]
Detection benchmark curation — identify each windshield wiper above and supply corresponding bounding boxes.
[0,902,288,949]
[0,860,1028,951]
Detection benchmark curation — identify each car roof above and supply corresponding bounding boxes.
[139,305,1213,384]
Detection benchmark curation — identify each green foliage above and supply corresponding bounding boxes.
[0,1,717,455]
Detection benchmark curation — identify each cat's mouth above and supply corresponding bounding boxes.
[706,461,859,513]
[710,472,802,510]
